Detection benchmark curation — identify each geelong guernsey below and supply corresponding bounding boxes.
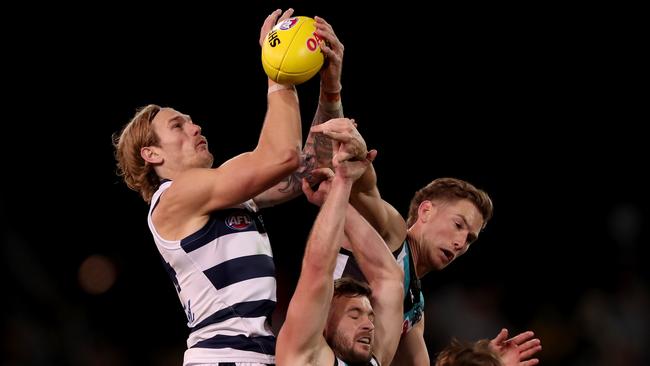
[148,181,277,365]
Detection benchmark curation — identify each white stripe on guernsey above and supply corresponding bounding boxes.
[183,347,274,365]
[181,276,277,328]
[217,276,277,305]
[187,316,273,345]
[188,231,273,270]
[333,253,349,280]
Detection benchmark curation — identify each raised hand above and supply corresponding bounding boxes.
[310,118,367,166]
[314,16,343,93]
[333,149,377,182]
[259,8,294,47]
[302,147,376,206]
[489,328,542,366]
[302,168,335,207]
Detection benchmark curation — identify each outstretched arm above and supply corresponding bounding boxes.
[312,16,345,124]
[301,152,402,365]
[276,140,372,365]
[277,175,352,363]
[344,203,404,365]
[350,162,407,250]
[152,9,302,231]
[254,16,346,207]
[307,15,346,167]
[254,118,367,207]
[308,125,407,251]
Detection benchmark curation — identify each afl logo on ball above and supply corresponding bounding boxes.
[226,214,253,230]
[278,17,299,30]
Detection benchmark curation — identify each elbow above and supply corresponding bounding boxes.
[250,144,300,182]
[276,146,300,174]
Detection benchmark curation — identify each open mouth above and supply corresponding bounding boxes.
[441,248,454,263]
[357,337,371,345]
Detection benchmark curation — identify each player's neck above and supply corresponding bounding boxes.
[405,231,424,279]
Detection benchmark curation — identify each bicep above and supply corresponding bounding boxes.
[182,151,296,213]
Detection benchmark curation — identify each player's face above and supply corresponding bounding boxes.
[418,199,484,271]
[150,108,213,170]
[326,295,375,363]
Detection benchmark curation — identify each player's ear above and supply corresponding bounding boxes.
[141,146,162,164]
[418,200,434,223]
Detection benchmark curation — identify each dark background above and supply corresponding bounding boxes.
[3,2,647,365]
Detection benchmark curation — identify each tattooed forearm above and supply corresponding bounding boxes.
[274,98,341,195]
[307,94,341,168]
[313,102,344,124]
[277,151,318,194]
[314,133,333,167]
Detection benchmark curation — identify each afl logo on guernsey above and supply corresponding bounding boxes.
[226,213,253,230]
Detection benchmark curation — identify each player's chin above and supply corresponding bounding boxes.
[198,152,214,167]
[432,257,448,271]
[353,344,372,360]
[432,250,452,271]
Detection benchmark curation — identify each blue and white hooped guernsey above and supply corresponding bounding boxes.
[148,180,276,365]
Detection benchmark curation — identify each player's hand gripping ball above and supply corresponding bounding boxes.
[262,16,324,85]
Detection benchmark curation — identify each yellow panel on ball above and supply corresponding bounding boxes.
[262,16,325,85]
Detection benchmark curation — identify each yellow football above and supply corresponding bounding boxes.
[262,16,324,85]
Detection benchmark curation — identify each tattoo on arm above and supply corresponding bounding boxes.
[314,133,333,167]
[314,102,344,124]
[274,99,340,195]
[277,149,317,194]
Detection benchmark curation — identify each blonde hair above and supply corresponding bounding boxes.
[112,104,162,203]
[406,178,493,229]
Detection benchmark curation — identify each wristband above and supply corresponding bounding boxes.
[322,85,342,103]
[268,83,296,95]
[322,84,342,94]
